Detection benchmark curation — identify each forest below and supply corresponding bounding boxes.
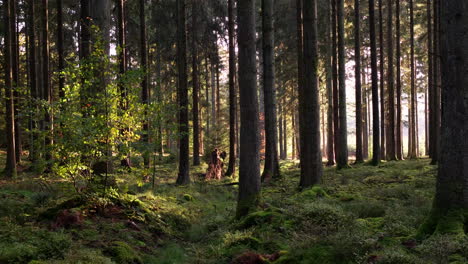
[0,0,467,263]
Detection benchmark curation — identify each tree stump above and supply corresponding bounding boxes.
[205,149,226,180]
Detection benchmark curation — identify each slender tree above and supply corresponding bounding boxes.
[176,0,190,185]
[11,0,21,163]
[80,0,91,61]
[337,0,348,168]
[326,0,335,166]
[261,0,280,181]
[418,0,468,237]
[27,0,38,162]
[57,0,65,98]
[378,0,385,159]
[430,0,440,164]
[41,0,51,163]
[4,0,17,177]
[236,0,260,218]
[385,0,396,160]
[395,0,402,159]
[191,0,200,166]
[298,0,322,188]
[354,0,363,163]
[369,0,380,165]
[408,0,417,159]
[225,0,237,176]
[140,0,150,168]
[332,0,339,163]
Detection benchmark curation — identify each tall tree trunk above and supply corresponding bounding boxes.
[427,0,433,158]
[418,0,468,237]
[226,0,237,176]
[378,0,385,159]
[211,60,216,131]
[278,102,285,160]
[354,0,363,163]
[282,106,287,159]
[261,0,280,181]
[363,73,369,160]
[205,56,210,138]
[140,0,150,168]
[337,0,348,168]
[425,90,429,156]
[296,0,304,160]
[299,0,322,188]
[4,0,17,177]
[191,1,200,166]
[80,0,90,61]
[176,0,190,185]
[326,0,335,166]
[408,0,417,159]
[430,0,440,164]
[117,0,126,100]
[369,0,380,165]
[332,0,339,163]
[385,0,396,160]
[41,0,51,164]
[395,0,402,159]
[236,0,260,218]
[27,0,38,162]
[57,0,65,98]
[11,1,21,163]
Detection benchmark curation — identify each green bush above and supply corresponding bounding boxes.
[104,241,142,264]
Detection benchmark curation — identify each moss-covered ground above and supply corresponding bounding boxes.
[1,156,467,263]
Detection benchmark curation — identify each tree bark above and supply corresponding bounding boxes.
[408,0,417,159]
[326,0,335,166]
[261,0,280,182]
[27,0,39,163]
[226,0,237,177]
[385,0,396,160]
[57,0,65,98]
[395,0,402,160]
[369,0,380,165]
[41,0,51,164]
[176,0,190,185]
[140,0,150,168]
[430,0,440,164]
[11,1,21,163]
[332,0,339,164]
[337,0,348,168]
[354,0,363,163]
[378,0,385,160]
[236,0,261,218]
[4,0,17,177]
[418,0,468,237]
[299,0,322,188]
[191,0,200,166]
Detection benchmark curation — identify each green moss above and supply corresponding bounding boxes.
[236,194,260,219]
[183,194,194,201]
[105,241,142,264]
[417,207,467,239]
[300,186,330,199]
[238,209,284,229]
[274,245,336,264]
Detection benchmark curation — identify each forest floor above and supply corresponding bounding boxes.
[0,154,467,264]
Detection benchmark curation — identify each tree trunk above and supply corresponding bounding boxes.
[176,0,190,185]
[408,0,417,159]
[278,102,285,160]
[418,0,468,237]
[369,0,380,165]
[430,0,440,164]
[225,0,237,177]
[427,0,433,158]
[57,0,65,98]
[337,0,348,168]
[326,0,335,166]
[395,0,402,160]
[191,1,200,166]
[27,0,39,163]
[11,1,21,163]
[299,0,323,188]
[41,0,51,164]
[236,0,260,218]
[362,73,369,160]
[117,0,126,100]
[261,0,280,182]
[4,0,17,177]
[354,0,363,163]
[378,0,385,160]
[385,0,396,160]
[80,0,91,61]
[332,0,339,163]
[139,0,150,168]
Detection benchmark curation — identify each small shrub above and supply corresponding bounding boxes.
[104,241,142,264]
